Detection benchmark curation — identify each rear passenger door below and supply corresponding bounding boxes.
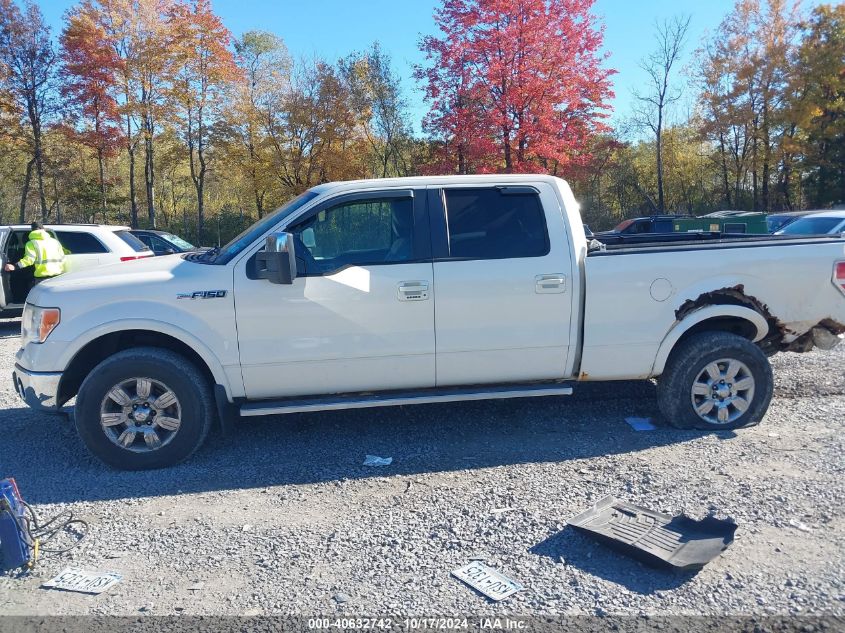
[430,184,575,386]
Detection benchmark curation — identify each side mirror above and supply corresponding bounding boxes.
[162,248,176,255]
[256,231,297,285]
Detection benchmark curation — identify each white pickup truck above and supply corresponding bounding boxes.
[12,175,845,469]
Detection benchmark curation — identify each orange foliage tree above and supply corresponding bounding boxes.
[60,4,124,222]
[170,0,239,242]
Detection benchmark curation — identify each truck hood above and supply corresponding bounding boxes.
[28,254,217,305]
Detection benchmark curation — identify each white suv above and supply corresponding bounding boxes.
[1,224,153,314]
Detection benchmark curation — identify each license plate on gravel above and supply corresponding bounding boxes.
[451,561,523,601]
[42,568,122,594]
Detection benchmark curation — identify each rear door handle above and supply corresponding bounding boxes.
[397,281,430,301]
[535,274,566,294]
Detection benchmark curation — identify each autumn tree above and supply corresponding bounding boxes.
[696,36,752,208]
[224,30,290,218]
[170,0,239,242]
[787,3,845,207]
[632,15,690,212]
[135,0,178,228]
[266,58,362,195]
[0,64,32,222]
[415,43,494,174]
[341,43,412,177]
[0,0,57,221]
[81,0,154,228]
[696,0,798,212]
[417,0,614,174]
[60,5,124,222]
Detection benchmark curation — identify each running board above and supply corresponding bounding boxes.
[239,383,574,417]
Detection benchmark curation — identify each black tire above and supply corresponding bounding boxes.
[75,347,214,469]
[657,331,773,431]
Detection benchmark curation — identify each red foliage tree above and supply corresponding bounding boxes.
[60,4,125,222]
[417,0,615,174]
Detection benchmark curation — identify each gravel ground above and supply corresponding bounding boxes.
[0,315,843,617]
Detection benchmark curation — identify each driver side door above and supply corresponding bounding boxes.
[233,189,435,399]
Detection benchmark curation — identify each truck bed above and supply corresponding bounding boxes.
[589,232,845,255]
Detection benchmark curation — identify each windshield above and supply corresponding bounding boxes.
[211,191,320,264]
[776,216,844,235]
[162,233,195,251]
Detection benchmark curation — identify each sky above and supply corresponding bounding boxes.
[34,0,769,134]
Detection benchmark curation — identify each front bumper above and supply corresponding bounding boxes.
[12,364,63,413]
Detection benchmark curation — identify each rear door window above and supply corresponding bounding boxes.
[442,188,548,259]
[54,231,108,254]
[135,233,153,249]
[136,234,170,254]
[148,236,172,254]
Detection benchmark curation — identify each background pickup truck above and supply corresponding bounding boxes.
[12,175,845,470]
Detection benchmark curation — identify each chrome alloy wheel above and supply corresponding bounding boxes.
[99,378,182,452]
[690,358,755,426]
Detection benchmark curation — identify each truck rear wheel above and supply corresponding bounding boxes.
[657,331,773,431]
[75,347,214,469]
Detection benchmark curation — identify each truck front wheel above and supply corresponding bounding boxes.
[657,331,774,431]
[75,347,214,469]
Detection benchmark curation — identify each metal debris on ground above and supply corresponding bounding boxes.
[567,495,737,571]
[41,568,122,595]
[451,561,524,602]
[362,455,393,467]
[624,417,657,431]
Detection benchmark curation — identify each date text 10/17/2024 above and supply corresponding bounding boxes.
[307,618,528,630]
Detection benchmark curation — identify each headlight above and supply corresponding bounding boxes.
[21,304,61,345]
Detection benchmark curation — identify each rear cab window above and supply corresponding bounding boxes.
[442,187,549,259]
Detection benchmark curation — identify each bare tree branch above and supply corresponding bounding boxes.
[631,14,690,212]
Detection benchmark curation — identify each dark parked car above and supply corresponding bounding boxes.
[766,211,814,233]
[596,214,692,236]
[130,230,197,256]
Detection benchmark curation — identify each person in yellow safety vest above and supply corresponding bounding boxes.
[3,222,66,290]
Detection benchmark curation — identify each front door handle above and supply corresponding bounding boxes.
[535,274,566,294]
[397,281,430,301]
